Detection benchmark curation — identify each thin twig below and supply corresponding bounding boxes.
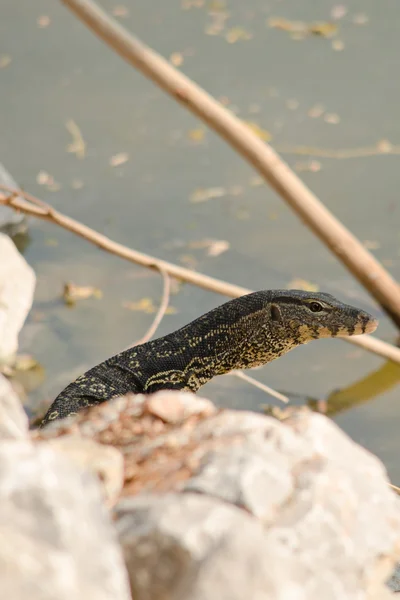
[1,185,399,366]
[131,266,170,347]
[389,483,400,496]
[276,143,400,160]
[60,0,400,329]
[232,370,289,404]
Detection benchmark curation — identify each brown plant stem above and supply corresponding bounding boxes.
[131,266,170,347]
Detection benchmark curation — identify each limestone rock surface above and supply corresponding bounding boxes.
[34,391,400,599]
[0,162,27,235]
[0,233,35,363]
[0,441,131,600]
[0,373,28,439]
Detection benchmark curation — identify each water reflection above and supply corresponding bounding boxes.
[322,361,400,417]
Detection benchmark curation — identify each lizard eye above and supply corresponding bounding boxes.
[309,302,323,313]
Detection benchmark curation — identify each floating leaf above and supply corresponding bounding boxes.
[225,27,252,43]
[244,121,272,141]
[206,240,230,256]
[170,52,184,66]
[332,39,345,51]
[36,170,61,191]
[268,17,337,39]
[13,355,40,372]
[188,239,230,257]
[309,22,338,37]
[190,186,227,203]
[45,238,59,247]
[63,282,103,306]
[363,240,381,250]
[110,152,129,167]
[123,298,177,314]
[66,119,86,159]
[0,55,11,69]
[330,5,348,20]
[295,160,322,173]
[2,354,45,396]
[287,278,319,292]
[377,139,393,153]
[324,113,340,124]
[112,5,129,17]
[37,15,51,28]
[308,104,325,118]
[123,298,156,313]
[188,128,206,142]
[353,13,368,25]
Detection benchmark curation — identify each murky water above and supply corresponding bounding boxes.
[1,0,400,478]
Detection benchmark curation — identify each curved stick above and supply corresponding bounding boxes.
[131,265,170,347]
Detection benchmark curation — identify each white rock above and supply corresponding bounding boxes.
[46,435,125,507]
[0,373,28,439]
[0,233,35,362]
[111,400,400,600]
[0,162,27,235]
[0,441,131,600]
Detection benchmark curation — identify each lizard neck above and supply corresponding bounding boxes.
[112,292,278,393]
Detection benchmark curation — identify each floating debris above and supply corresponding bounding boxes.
[188,239,230,257]
[295,160,322,173]
[244,121,272,141]
[109,152,129,167]
[225,27,252,43]
[37,15,51,28]
[0,55,11,69]
[324,113,341,125]
[112,5,129,17]
[188,128,206,142]
[36,171,61,192]
[268,17,338,39]
[63,282,103,306]
[308,104,325,118]
[332,39,345,51]
[123,298,177,314]
[190,187,227,203]
[363,240,381,250]
[287,278,320,292]
[66,119,86,159]
[330,5,348,20]
[170,52,184,67]
[353,13,369,25]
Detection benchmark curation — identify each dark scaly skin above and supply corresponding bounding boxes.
[40,289,378,427]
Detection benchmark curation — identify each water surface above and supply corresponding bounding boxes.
[1,0,400,478]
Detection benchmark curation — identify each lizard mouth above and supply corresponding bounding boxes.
[334,315,379,337]
[363,317,379,334]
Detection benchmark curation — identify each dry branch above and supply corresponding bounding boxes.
[2,186,400,366]
[61,0,400,330]
[131,265,170,347]
[232,370,289,404]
